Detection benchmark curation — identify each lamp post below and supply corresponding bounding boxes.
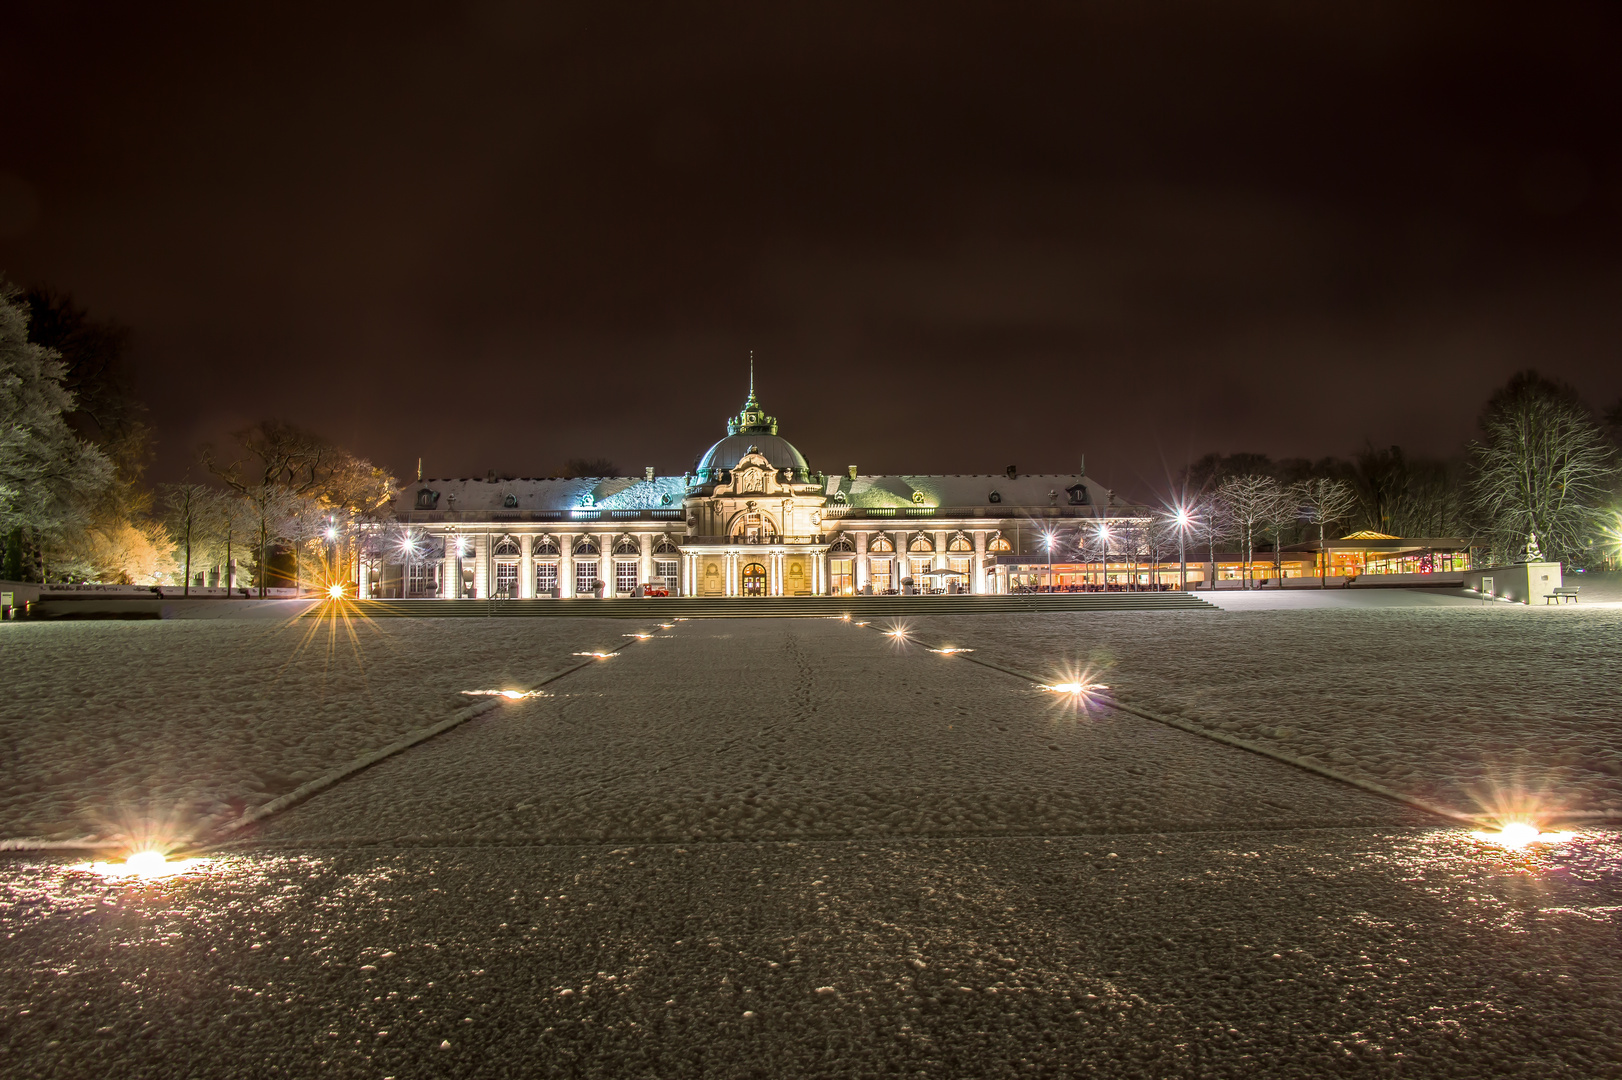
[1043,530,1054,592]
[1096,524,1110,591]
[1173,506,1191,592]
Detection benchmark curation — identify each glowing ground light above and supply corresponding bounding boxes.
[76,850,210,880]
[327,584,344,599]
[573,651,615,658]
[624,633,653,639]
[1470,822,1575,849]
[854,621,868,627]
[929,647,973,654]
[659,623,674,629]
[842,614,851,621]
[460,689,545,699]
[885,628,907,638]
[1043,682,1109,694]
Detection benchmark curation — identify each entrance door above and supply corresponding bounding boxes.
[741,562,767,596]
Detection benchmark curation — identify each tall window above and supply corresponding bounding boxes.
[830,558,854,595]
[576,560,598,595]
[536,561,558,596]
[655,559,679,591]
[616,561,638,594]
[869,557,893,592]
[494,563,518,598]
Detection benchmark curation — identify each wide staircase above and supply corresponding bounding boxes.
[310,592,1217,619]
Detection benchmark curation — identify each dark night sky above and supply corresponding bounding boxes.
[2,2,1620,498]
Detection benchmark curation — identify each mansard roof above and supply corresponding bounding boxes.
[827,473,1111,511]
[399,475,688,513]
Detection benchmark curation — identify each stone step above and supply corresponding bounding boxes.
[309,593,1218,618]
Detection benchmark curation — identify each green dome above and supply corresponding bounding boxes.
[692,386,811,481]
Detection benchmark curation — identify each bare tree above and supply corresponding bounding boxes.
[199,489,250,594]
[1292,477,1359,588]
[1187,490,1230,590]
[1468,371,1619,566]
[160,483,213,596]
[1217,475,1285,590]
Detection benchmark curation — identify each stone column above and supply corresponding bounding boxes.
[473,533,489,599]
[520,540,534,599]
[855,532,869,592]
[640,533,654,592]
[560,534,575,598]
[973,531,987,595]
[442,533,457,598]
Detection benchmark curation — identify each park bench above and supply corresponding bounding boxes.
[1544,586,1580,604]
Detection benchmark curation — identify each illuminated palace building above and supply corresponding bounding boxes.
[376,387,1473,599]
[378,386,1146,599]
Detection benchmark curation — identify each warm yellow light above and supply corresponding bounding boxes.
[842,614,851,621]
[573,651,614,658]
[76,849,210,880]
[327,584,344,599]
[1471,822,1574,849]
[1043,682,1109,694]
[885,629,906,638]
[460,689,543,699]
[126,850,168,875]
[930,647,973,654]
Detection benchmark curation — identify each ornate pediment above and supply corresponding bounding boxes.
[714,448,782,497]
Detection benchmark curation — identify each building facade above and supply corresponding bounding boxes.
[378,386,1139,599]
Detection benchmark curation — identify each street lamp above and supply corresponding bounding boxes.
[1042,530,1055,592]
[1173,505,1193,592]
[1096,524,1111,591]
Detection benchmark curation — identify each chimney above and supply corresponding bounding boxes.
[417,457,423,482]
[848,465,858,480]
[1079,453,1085,476]
[644,466,655,482]
[1006,465,1017,479]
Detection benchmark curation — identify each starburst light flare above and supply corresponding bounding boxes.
[75,849,211,880]
[1470,822,1574,849]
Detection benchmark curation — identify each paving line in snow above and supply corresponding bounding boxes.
[854,621,1502,829]
[194,627,675,853]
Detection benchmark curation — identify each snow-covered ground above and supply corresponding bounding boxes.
[5,596,1617,847]
[0,614,643,844]
[918,602,1622,821]
[4,608,1620,1077]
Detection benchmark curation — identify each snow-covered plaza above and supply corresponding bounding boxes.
[3,592,1620,1076]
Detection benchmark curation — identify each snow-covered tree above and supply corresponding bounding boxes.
[1217,475,1285,590]
[1291,477,1358,588]
[0,283,114,579]
[1468,371,1619,567]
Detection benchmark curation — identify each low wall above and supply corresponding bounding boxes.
[1462,562,1563,604]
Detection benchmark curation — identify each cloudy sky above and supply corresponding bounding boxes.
[2,2,1619,496]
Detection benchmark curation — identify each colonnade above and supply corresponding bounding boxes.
[412,526,1013,599]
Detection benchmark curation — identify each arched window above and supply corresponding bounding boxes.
[908,534,934,553]
[868,534,894,553]
[829,533,855,553]
[730,511,777,543]
[947,532,973,553]
[573,536,600,556]
[614,535,641,555]
[653,535,680,555]
[987,533,1011,552]
[414,488,440,510]
[533,535,559,556]
[492,535,521,558]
